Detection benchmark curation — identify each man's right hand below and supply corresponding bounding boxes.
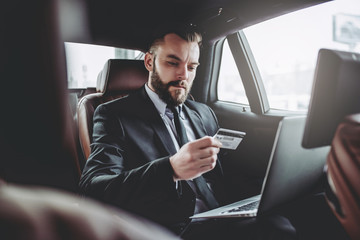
[169,136,222,181]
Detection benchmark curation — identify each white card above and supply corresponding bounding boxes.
[214,128,246,150]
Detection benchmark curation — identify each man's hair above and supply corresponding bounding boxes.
[147,22,202,54]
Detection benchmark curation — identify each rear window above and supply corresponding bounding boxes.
[65,42,143,89]
[243,0,360,111]
[217,0,360,111]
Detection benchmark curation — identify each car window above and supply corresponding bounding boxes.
[218,0,360,111]
[65,42,143,88]
[217,39,249,105]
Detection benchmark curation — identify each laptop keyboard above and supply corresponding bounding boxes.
[221,200,259,214]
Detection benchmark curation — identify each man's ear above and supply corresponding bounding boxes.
[144,52,154,72]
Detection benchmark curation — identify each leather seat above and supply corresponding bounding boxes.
[325,113,360,240]
[77,59,148,168]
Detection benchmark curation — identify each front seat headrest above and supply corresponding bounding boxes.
[96,59,148,95]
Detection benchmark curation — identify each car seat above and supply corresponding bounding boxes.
[325,113,360,240]
[77,59,148,168]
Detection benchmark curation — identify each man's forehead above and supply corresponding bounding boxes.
[157,34,200,62]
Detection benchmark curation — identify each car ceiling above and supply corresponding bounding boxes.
[79,0,330,51]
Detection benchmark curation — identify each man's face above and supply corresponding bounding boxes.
[145,33,200,106]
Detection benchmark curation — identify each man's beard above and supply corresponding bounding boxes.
[151,66,192,106]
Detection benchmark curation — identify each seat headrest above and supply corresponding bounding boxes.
[96,59,148,94]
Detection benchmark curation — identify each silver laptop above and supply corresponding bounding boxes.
[191,116,330,219]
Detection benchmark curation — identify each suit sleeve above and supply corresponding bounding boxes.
[79,104,178,209]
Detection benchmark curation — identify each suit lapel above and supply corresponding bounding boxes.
[151,117,177,155]
[136,86,177,155]
[183,104,208,138]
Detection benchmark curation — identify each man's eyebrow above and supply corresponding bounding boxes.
[166,54,182,61]
[166,54,200,66]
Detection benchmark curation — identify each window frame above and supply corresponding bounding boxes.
[211,31,270,114]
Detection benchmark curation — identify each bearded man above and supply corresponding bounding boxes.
[79,23,230,236]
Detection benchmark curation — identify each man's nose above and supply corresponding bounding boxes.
[177,65,188,80]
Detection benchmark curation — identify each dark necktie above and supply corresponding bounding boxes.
[168,106,219,209]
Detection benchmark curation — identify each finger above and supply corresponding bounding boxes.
[193,155,217,169]
[212,137,222,147]
[199,161,217,173]
[192,136,222,149]
[192,147,220,160]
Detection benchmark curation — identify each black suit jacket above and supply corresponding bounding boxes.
[79,86,227,231]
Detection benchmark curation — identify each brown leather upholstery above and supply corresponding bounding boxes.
[0,181,178,240]
[325,113,360,240]
[77,59,148,166]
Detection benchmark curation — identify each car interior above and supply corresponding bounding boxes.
[1,0,359,239]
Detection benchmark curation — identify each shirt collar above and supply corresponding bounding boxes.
[145,83,184,118]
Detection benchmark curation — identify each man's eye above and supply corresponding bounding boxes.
[188,66,197,71]
[167,61,178,66]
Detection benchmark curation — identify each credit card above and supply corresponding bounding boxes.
[214,128,246,150]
